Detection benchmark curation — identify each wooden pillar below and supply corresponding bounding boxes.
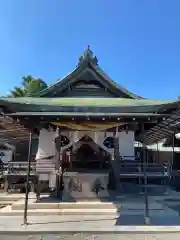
[23,132,32,225]
[164,132,175,192]
[13,141,16,162]
[156,142,159,164]
[170,132,175,187]
[55,128,62,199]
[141,123,150,225]
[4,175,8,193]
[113,127,120,192]
[171,133,175,173]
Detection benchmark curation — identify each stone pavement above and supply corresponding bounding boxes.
[0,205,180,239]
[1,215,180,232]
[1,233,180,240]
[1,188,180,238]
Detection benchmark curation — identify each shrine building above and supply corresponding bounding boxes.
[0,46,180,200]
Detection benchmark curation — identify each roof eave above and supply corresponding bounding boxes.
[90,63,143,99]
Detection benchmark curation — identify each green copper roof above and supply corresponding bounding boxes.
[0,97,177,108]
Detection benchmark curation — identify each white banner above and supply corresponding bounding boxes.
[0,150,13,163]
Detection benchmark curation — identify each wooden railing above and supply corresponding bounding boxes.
[0,160,171,193]
[115,156,170,178]
[0,160,171,178]
[2,162,37,175]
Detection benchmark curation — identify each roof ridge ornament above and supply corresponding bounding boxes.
[78,45,98,66]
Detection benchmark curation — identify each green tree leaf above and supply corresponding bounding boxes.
[9,76,48,97]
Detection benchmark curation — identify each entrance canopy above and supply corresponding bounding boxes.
[138,109,180,144]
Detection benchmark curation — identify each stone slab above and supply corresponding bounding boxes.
[13,202,122,211]
[0,208,121,216]
[1,215,180,233]
[1,233,180,240]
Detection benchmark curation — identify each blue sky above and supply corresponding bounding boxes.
[0,0,180,99]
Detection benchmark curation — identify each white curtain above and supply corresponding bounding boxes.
[61,131,82,151]
[35,128,56,160]
[93,132,114,156]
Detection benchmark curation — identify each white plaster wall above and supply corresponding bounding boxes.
[118,131,135,160]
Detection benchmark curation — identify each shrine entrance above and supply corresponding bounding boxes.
[70,135,110,170]
[60,135,112,201]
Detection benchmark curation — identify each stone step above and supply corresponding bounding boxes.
[0,207,179,217]
[12,201,122,211]
[0,207,122,216]
[0,194,25,206]
[0,200,15,205]
[0,193,25,201]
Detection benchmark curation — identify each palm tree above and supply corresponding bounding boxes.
[9,76,48,97]
[10,87,26,97]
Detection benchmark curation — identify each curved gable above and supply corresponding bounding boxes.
[40,46,142,99]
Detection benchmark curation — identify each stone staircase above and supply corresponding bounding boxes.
[0,192,178,217]
[0,194,123,216]
[0,188,179,217]
[0,193,24,206]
